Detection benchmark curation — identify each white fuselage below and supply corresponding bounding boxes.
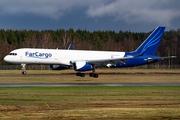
[4,48,126,65]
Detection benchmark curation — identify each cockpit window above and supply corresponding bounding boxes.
[9,53,17,56]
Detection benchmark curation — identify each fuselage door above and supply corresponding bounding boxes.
[54,52,58,61]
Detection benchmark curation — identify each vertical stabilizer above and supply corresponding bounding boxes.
[134,26,165,55]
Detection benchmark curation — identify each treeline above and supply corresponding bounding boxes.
[0,28,180,67]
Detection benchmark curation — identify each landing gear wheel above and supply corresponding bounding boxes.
[89,65,99,78]
[76,73,80,76]
[93,73,98,78]
[89,73,94,77]
[76,72,85,77]
[89,73,99,78]
[22,71,26,75]
[80,73,85,77]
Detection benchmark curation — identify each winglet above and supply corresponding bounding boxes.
[68,44,73,50]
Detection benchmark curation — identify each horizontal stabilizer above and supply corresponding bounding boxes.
[162,56,176,59]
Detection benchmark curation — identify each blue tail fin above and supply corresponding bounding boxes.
[134,26,165,55]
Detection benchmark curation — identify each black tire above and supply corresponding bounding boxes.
[80,73,85,77]
[94,74,98,78]
[22,71,26,75]
[89,73,94,77]
[76,73,80,76]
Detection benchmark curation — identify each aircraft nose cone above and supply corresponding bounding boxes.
[4,56,10,62]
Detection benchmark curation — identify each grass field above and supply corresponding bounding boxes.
[0,86,180,120]
[0,69,180,119]
[0,69,180,83]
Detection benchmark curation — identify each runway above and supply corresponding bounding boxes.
[0,83,180,87]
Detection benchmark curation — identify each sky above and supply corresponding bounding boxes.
[0,0,180,32]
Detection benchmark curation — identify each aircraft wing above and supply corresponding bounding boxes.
[86,56,134,66]
[70,56,134,68]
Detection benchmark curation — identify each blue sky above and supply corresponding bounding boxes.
[0,0,180,32]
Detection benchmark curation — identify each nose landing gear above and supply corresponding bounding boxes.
[21,64,26,75]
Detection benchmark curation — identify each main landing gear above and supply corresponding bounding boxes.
[89,73,98,78]
[76,65,99,78]
[76,72,99,78]
[76,72,85,77]
[21,64,26,75]
[89,67,98,78]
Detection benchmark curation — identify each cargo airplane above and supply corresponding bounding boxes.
[4,26,175,78]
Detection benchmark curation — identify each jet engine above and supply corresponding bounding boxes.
[72,61,93,71]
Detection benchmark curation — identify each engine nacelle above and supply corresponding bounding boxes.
[50,64,70,70]
[107,64,116,68]
[73,61,93,71]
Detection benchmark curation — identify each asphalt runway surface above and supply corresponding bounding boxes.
[0,83,180,87]
[0,73,180,87]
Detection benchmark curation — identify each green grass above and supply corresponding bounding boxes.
[0,69,180,119]
[0,86,180,119]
